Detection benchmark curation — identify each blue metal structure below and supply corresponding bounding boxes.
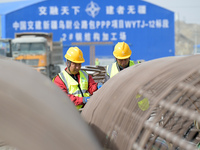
[1,0,174,65]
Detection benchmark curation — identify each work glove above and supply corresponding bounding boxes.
[97,82,103,89]
[83,97,90,104]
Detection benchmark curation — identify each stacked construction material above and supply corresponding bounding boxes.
[81,65,106,83]
[82,55,200,150]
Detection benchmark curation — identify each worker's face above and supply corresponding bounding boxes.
[68,62,82,74]
[116,58,130,68]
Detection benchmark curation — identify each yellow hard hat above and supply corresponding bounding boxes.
[65,47,85,63]
[113,42,132,59]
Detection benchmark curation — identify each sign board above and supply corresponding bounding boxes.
[5,0,174,65]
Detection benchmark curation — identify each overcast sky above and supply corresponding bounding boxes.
[143,0,200,25]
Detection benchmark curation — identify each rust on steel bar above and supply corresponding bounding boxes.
[82,55,200,150]
[0,56,101,150]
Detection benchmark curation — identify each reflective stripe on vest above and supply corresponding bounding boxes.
[107,60,137,78]
[58,70,90,109]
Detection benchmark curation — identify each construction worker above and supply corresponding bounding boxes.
[105,42,140,82]
[95,58,100,66]
[52,47,102,110]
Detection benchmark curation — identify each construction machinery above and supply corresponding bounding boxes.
[0,32,63,79]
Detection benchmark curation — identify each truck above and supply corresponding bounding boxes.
[0,32,63,79]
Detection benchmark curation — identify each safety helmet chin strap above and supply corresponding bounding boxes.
[66,60,72,74]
